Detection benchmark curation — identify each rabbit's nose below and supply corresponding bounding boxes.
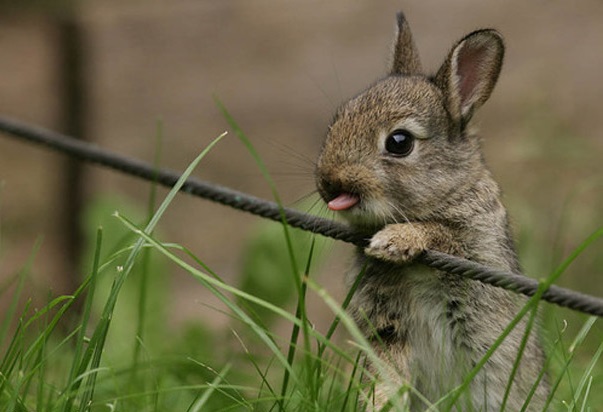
[317,174,344,203]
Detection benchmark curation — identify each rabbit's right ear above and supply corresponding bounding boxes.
[390,12,422,76]
[435,30,504,128]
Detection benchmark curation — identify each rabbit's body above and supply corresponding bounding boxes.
[347,190,546,410]
[316,13,549,410]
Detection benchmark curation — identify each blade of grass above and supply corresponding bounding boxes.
[24,322,82,410]
[543,229,602,410]
[217,105,314,407]
[579,376,594,412]
[566,320,603,410]
[231,330,278,408]
[300,240,317,397]
[5,379,28,412]
[500,300,541,411]
[444,227,603,410]
[280,239,315,405]
[189,357,253,410]
[324,352,344,409]
[215,98,302,296]
[117,212,359,364]
[519,319,565,412]
[13,293,89,405]
[134,118,163,369]
[61,228,102,412]
[0,238,42,344]
[22,303,51,409]
[0,305,28,389]
[116,212,368,412]
[35,329,45,412]
[91,382,253,409]
[14,294,76,380]
[77,131,226,410]
[169,240,288,344]
[115,213,297,381]
[578,342,602,410]
[115,214,299,325]
[440,285,550,410]
[319,264,366,357]
[217,101,374,410]
[4,291,86,407]
[539,318,574,410]
[342,351,366,412]
[312,263,367,397]
[306,277,416,411]
[186,363,232,412]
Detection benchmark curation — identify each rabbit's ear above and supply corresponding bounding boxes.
[390,12,423,76]
[435,30,504,126]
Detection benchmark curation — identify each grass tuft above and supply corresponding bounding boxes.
[0,121,601,411]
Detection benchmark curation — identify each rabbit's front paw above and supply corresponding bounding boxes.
[365,224,428,264]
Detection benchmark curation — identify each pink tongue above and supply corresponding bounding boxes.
[327,193,360,211]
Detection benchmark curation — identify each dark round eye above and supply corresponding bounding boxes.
[385,129,415,157]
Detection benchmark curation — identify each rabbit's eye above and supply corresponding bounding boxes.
[385,129,414,157]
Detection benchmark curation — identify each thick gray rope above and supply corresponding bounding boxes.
[1,115,602,317]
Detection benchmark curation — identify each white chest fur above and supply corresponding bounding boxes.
[347,262,474,408]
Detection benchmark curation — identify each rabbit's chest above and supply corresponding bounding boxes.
[347,262,470,386]
[348,262,447,336]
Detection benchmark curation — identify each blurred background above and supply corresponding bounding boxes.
[0,0,602,334]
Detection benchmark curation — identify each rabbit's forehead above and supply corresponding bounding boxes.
[332,77,448,139]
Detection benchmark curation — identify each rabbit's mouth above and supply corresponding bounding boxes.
[324,191,392,231]
[327,193,360,211]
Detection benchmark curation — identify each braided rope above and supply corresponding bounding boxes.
[0,115,601,317]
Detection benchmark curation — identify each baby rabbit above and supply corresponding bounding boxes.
[316,12,549,411]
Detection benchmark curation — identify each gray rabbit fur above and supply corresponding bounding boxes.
[315,12,549,411]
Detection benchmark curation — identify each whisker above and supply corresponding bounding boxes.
[290,190,321,210]
[270,172,316,183]
[386,199,412,226]
[308,199,332,220]
[303,71,339,114]
[386,200,427,240]
[263,138,318,170]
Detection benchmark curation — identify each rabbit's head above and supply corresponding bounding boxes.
[316,12,504,230]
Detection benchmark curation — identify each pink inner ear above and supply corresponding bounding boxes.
[457,43,488,105]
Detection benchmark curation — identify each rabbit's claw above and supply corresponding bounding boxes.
[365,224,427,264]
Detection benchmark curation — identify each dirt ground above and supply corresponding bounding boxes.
[0,1,602,331]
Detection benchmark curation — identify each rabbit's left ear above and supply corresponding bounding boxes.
[435,30,504,127]
[390,12,423,76]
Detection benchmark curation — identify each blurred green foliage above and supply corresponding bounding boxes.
[237,221,318,326]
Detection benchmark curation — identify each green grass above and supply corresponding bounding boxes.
[1,123,602,411]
